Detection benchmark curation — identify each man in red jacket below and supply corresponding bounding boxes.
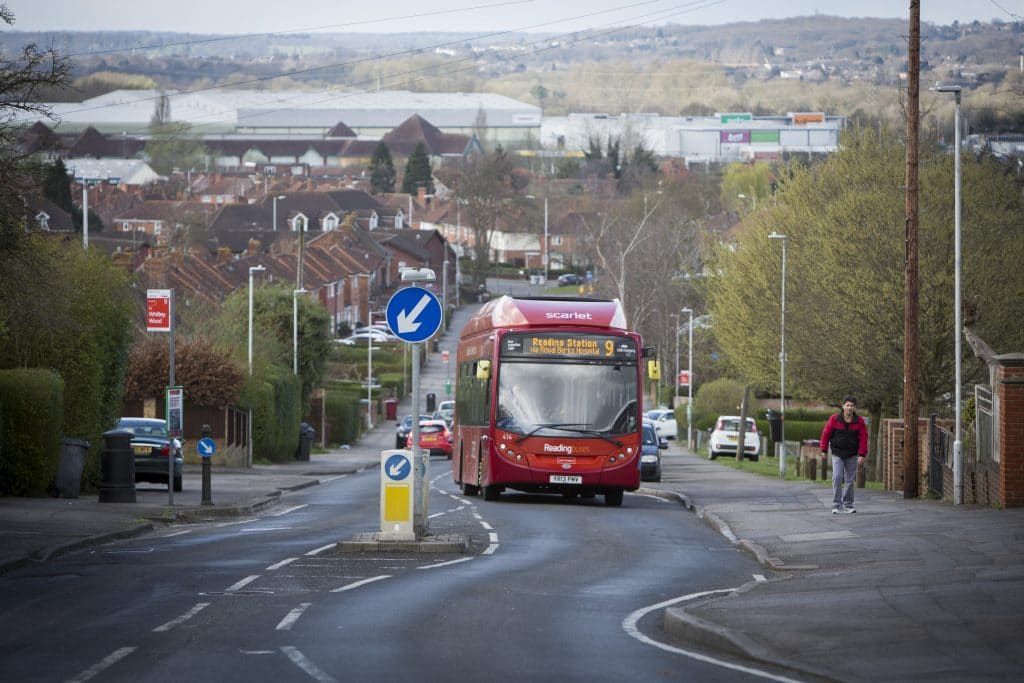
[820,395,869,514]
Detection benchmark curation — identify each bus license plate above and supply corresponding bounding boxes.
[549,475,582,485]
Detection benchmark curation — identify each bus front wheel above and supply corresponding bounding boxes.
[462,481,480,497]
[482,484,501,501]
[604,490,624,507]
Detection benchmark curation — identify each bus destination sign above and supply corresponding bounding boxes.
[501,332,637,360]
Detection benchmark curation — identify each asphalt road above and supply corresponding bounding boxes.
[0,458,797,683]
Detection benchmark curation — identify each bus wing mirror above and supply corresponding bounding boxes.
[642,346,657,358]
[647,360,661,380]
[476,360,491,380]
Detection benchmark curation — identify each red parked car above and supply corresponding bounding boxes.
[406,419,453,458]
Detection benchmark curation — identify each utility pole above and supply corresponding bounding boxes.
[903,1,921,498]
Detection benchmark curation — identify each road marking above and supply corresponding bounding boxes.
[305,543,337,556]
[226,575,261,592]
[478,520,494,530]
[428,511,447,519]
[153,602,210,632]
[64,646,136,683]
[483,543,499,555]
[239,526,295,532]
[270,504,308,516]
[623,589,805,683]
[753,574,767,582]
[780,530,855,543]
[276,603,312,631]
[215,519,256,527]
[163,529,192,538]
[267,558,298,571]
[320,475,347,483]
[418,557,474,570]
[632,493,671,503]
[330,575,391,593]
[280,646,337,683]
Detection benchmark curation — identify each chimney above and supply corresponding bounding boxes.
[217,246,233,264]
[417,186,427,202]
[247,237,261,256]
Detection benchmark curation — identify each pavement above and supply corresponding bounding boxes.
[3,292,1023,682]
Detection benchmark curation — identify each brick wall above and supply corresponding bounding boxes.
[996,354,1024,508]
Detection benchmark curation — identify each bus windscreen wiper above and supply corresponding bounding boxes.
[516,423,623,447]
[515,422,590,443]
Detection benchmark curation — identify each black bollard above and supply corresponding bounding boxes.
[200,424,213,506]
[99,429,136,503]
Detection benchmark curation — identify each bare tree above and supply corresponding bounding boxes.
[0,4,72,248]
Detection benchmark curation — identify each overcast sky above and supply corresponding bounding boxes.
[4,0,1013,34]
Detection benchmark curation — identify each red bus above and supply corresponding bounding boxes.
[451,295,655,507]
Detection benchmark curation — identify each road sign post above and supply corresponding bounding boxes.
[380,450,415,541]
[198,426,216,506]
[386,285,442,538]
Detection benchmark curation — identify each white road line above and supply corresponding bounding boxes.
[276,603,312,631]
[215,519,256,527]
[488,532,498,543]
[478,520,493,531]
[163,529,192,538]
[483,543,499,555]
[472,512,483,520]
[305,543,337,556]
[270,504,308,517]
[428,511,447,519]
[753,574,767,582]
[64,646,136,683]
[226,575,261,592]
[632,493,671,503]
[239,527,295,532]
[622,589,805,683]
[330,575,391,593]
[280,646,337,683]
[418,557,474,570]
[320,474,347,483]
[267,558,298,571]
[153,602,210,632]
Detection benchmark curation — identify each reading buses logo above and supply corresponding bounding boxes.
[544,443,573,455]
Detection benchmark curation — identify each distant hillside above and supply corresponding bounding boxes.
[6,16,1024,133]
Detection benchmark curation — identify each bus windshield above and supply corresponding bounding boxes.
[496,361,638,438]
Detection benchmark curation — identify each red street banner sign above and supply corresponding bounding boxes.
[678,371,691,387]
[147,289,172,332]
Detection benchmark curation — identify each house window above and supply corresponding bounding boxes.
[291,214,309,232]
[154,224,162,235]
[35,212,49,230]
[324,215,338,231]
[551,235,563,246]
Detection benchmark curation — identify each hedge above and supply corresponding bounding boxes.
[242,367,302,463]
[324,388,363,446]
[0,369,64,495]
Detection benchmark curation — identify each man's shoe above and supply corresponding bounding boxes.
[842,507,856,514]
[831,507,841,514]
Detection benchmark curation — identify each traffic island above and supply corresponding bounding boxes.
[337,532,468,553]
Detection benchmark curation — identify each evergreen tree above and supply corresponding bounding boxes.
[42,158,74,215]
[368,142,396,194]
[401,143,434,195]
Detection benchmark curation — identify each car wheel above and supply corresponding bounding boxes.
[604,489,624,507]
[709,450,718,460]
[748,455,760,462]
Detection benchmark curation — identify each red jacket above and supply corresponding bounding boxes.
[820,412,868,459]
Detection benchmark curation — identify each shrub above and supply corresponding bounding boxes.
[693,378,746,425]
[0,369,64,495]
[324,388,363,446]
[241,366,301,462]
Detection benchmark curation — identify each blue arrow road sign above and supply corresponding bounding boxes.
[386,286,442,343]
[197,437,217,458]
[384,453,412,481]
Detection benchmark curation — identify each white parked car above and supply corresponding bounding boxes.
[646,408,678,440]
[709,415,760,461]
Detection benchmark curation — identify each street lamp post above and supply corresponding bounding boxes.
[248,264,265,467]
[671,313,680,409]
[934,82,964,505]
[366,283,374,430]
[293,288,307,375]
[272,195,286,231]
[542,195,549,283]
[680,308,694,449]
[768,233,787,459]
[248,265,266,375]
